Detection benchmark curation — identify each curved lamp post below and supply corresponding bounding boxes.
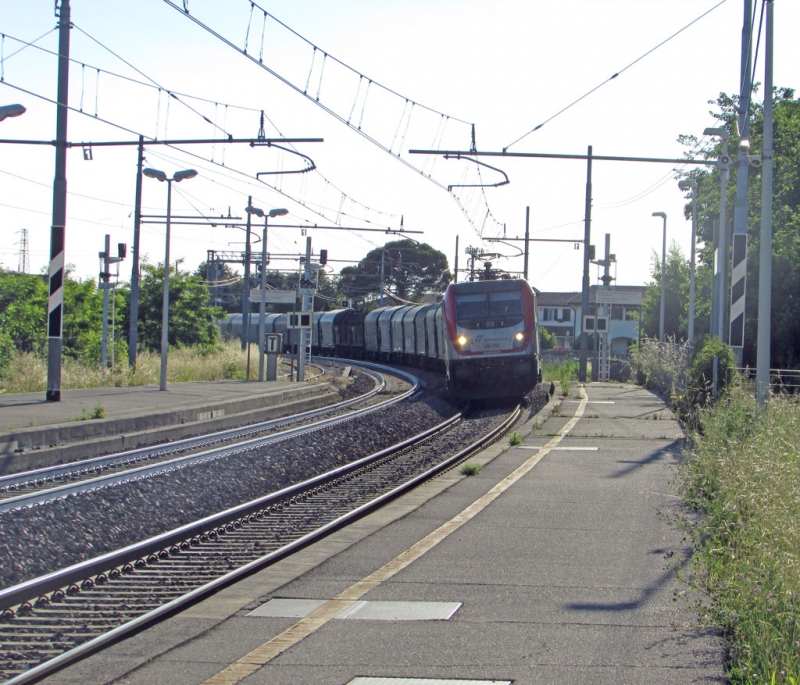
[0,104,26,122]
[143,167,198,391]
[246,205,289,381]
[678,180,698,346]
[652,212,667,342]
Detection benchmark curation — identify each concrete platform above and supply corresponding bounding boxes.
[37,383,726,685]
[0,380,338,474]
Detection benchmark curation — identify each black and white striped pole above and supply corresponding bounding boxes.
[46,0,71,402]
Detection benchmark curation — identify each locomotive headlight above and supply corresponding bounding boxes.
[514,332,524,342]
[457,335,468,346]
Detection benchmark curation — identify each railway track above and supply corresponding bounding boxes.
[0,363,410,508]
[0,384,522,684]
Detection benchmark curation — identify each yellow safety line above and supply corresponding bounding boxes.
[203,388,588,685]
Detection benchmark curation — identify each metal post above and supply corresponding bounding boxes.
[379,249,385,306]
[159,179,173,392]
[718,139,730,342]
[730,0,753,364]
[258,216,269,382]
[756,0,774,406]
[688,187,698,346]
[100,234,110,369]
[241,195,252,351]
[46,0,71,402]
[297,236,312,382]
[523,206,530,280]
[659,219,666,342]
[128,135,144,368]
[579,146,592,383]
[711,217,719,337]
[454,235,459,284]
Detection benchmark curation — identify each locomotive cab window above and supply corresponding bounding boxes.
[490,291,523,319]
[456,294,489,323]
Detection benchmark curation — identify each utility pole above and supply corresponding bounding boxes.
[730,0,754,363]
[241,195,253,351]
[579,146,593,383]
[523,206,530,280]
[454,235,459,283]
[756,0,774,405]
[128,135,144,367]
[99,235,126,369]
[46,0,71,402]
[379,249,386,305]
[297,236,312,382]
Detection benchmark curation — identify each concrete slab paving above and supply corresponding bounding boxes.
[37,382,726,685]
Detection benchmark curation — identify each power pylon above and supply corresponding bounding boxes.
[16,228,29,274]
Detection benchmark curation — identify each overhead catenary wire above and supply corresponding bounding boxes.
[504,0,729,151]
[162,0,504,235]
[0,31,402,232]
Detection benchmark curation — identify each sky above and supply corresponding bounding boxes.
[0,0,796,296]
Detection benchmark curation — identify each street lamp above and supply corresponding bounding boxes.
[704,126,731,340]
[143,167,198,391]
[678,179,698,347]
[247,205,289,381]
[0,104,26,122]
[652,212,667,342]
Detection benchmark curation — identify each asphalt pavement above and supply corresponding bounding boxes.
[37,381,726,684]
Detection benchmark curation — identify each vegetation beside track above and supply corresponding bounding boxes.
[678,382,800,684]
[0,340,291,393]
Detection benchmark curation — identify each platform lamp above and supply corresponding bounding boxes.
[246,205,289,381]
[143,167,198,391]
[0,104,26,121]
[678,180,698,346]
[652,212,667,342]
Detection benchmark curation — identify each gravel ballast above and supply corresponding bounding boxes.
[0,394,456,590]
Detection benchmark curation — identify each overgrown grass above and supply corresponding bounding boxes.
[542,358,579,396]
[459,462,482,476]
[508,430,522,446]
[0,341,271,394]
[679,382,800,683]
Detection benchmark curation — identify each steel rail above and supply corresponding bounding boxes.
[0,365,385,492]
[3,403,519,685]
[0,409,460,618]
[0,364,419,512]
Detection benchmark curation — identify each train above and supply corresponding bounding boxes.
[218,278,541,399]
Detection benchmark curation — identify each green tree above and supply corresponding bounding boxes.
[129,261,224,352]
[679,88,800,367]
[641,242,690,341]
[0,269,48,355]
[339,239,451,304]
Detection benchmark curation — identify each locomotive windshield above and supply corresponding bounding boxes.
[455,290,524,328]
[489,291,523,318]
[455,294,489,321]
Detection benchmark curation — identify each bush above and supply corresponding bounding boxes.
[540,328,558,350]
[687,335,738,408]
[460,462,482,476]
[629,337,689,399]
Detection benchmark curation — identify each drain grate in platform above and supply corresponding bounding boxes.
[248,598,461,621]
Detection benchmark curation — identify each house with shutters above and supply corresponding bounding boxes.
[536,285,646,357]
